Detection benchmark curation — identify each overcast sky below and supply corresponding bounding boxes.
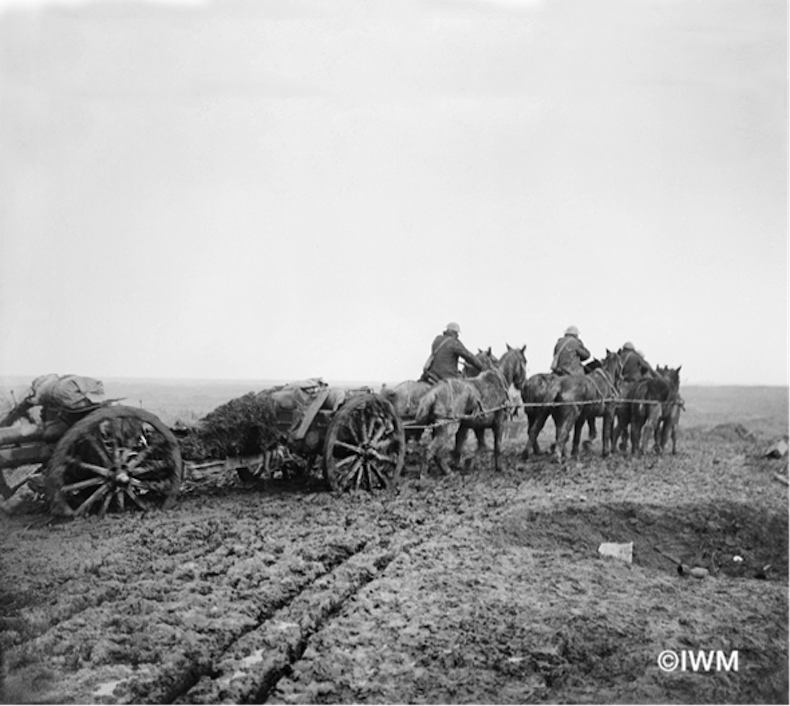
[0,0,786,385]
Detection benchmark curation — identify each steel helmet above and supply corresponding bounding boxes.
[623,341,635,351]
[446,322,461,334]
[565,325,579,336]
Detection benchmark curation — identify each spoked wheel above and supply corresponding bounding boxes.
[323,393,405,492]
[46,405,183,517]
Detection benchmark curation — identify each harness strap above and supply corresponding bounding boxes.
[589,367,617,403]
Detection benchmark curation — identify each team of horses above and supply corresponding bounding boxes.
[381,345,683,474]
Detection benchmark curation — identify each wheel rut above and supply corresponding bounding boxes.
[120,537,370,704]
[178,535,422,704]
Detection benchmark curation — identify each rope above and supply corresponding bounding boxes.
[402,397,682,429]
[517,398,682,408]
[401,383,683,431]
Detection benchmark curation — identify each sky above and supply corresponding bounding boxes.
[0,0,787,386]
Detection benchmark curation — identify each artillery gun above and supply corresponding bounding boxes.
[0,375,182,517]
[1,375,406,519]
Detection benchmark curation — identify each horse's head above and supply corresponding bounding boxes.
[602,348,624,388]
[661,365,681,395]
[501,344,528,389]
[584,358,602,374]
[471,347,498,373]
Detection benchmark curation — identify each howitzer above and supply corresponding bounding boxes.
[0,420,69,469]
[1,392,182,517]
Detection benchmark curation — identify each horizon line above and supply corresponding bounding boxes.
[1,374,788,389]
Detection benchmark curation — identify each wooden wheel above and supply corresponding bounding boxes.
[45,406,183,517]
[323,393,404,492]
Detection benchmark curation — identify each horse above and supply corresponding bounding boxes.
[628,365,682,455]
[549,349,623,462]
[660,393,684,455]
[654,366,684,455]
[520,358,602,459]
[414,345,527,474]
[611,346,652,454]
[380,348,497,444]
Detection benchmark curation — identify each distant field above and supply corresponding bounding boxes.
[680,385,788,438]
[1,378,787,439]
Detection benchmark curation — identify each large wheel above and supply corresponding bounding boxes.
[45,405,183,517]
[323,393,405,492]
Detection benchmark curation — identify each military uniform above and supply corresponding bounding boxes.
[620,348,655,382]
[551,332,590,376]
[422,324,481,382]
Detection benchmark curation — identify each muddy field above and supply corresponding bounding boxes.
[1,390,788,704]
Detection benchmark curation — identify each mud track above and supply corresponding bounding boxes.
[1,430,788,704]
[1,473,491,704]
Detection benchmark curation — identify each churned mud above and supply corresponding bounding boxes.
[1,426,787,704]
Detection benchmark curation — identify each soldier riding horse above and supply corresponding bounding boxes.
[415,345,527,474]
[526,349,622,463]
[520,358,602,459]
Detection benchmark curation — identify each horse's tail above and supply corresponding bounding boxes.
[414,385,441,425]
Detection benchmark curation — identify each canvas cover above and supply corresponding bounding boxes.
[29,374,105,410]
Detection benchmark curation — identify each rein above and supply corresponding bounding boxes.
[589,366,618,402]
[498,350,527,390]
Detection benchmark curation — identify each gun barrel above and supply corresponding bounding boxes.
[0,443,56,469]
[0,421,69,448]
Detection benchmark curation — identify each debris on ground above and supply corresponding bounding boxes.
[764,438,789,459]
[597,541,633,563]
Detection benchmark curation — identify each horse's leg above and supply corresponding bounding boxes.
[550,408,562,460]
[429,425,453,475]
[658,409,673,455]
[556,407,577,462]
[651,407,663,454]
[612,406,626,453]
[630,405,642,455]
[620,415,630,453]
[534,409,551,455]
[582,415,595,452]
[601,407,613,457]
[640,418,652,455]
[571,413,585,457]
[670,401,681,454]
[454,425,469,472]
[493,415,503,472]
[474,427,488,452]
[552,408,564,463]
[640,406,660,455]
[417,428,433,478]
[523,409,544,460]
[523,411,536,460]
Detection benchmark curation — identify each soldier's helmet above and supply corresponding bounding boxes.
[623,341,635,351]
[446,322,461,334]
[565,325,580,336]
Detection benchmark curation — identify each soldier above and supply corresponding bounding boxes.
[550,325,591,376]
[619,342,657,382]
[420,322,482,383]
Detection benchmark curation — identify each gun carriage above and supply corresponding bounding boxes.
[189,380,405,494]
[0,376,405,518]
[0,389,182,518]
